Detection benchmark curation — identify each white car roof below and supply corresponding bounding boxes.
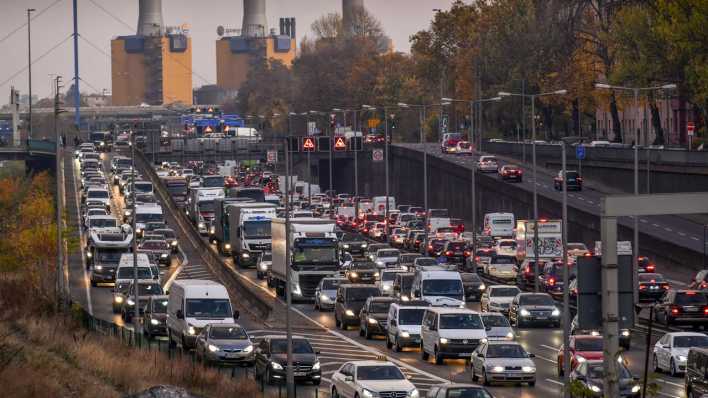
[425,307,480,315]
[344,360,399,367]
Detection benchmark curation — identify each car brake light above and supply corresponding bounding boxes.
[548,277,556,286]
[704,307,708,315]
[475,256,481,262]
[445,251,453,256]
[686,291,698,295]
[464,250,471,257]
[701,282,708,289]
[646,264,656,272]
[428,245,433,250]
[639,285,646,290]
[671,306,680,315]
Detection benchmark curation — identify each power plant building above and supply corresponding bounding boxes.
[111,0,193,106]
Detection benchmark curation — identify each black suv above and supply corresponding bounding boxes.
[441,241,470,264]
[359,296,397,339]
[335,284,381,330]
[339,233,368,256]
[554,170,582,191]
[254,335,321,385]
[343,261,379,284]
[653,290,708,326]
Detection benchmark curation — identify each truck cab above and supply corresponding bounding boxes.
[188,188,224,235]
[228,203,277,268]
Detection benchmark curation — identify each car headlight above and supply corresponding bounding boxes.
[374,272,380,278]
[368,317,378,324]
[95,265,103,271]
[345,309,355,317]
[243,344,253,353]
[242,252,250,258]
[382,284,391,291]
[171,241,178,247]
[491,366,505,373]
[409,388,419,398]
[136,228,143,235]
[271,361,283,370]
[522,366,535,373]
[400,331,410,338]
[576,355,586,363]
[224,243,231,250]
[621,330,630,337]
[114,296,123,303]
[198,222,205,229]
[209,226,215,234]
[678,355,687,362]
[520,308,531,317]
[350,272,359,278]
[86,252,93,258]
[361,243,368,248]
[376,261,384,267]
[150,318,159,325]
[188,326,196,335]
[208,344,220,352]
[552,308,561,317]
[631,385,641,393]
[590,385,601,393]
[590,331,600,336]
[293,284,302,296]
[312,361,320,370]
[161,253,168,258]
[506,332,514,340]
[362,389,377,398]
[124,210,132,216]
[439,337,448,344]
[401,296,410,302]
[479,284,486,290]
[343,244,350,249]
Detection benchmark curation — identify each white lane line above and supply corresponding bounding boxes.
[533,354,557,364]
[665,228,672,232]
[71,159,93,316]
[545,378,564,386]
[692,236,700,241]
[656,378,684,388]
[652,223,660,227]
[640,219,648,223]
[679,232,686,237]
[164,247,189,291]
[577,196,584,201]
[540,344,559,352]
[587,200,594,205]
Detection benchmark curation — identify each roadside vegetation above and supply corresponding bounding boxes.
[0,173,261,397]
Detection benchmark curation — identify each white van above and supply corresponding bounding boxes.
[112,253,155,313]
[483,212,515,238]
[372,196,396,215]
[134,203,164,237]
[412,270,465,307]
[166,280,239,349]
[386,302,430,351]
[421,307,487,364]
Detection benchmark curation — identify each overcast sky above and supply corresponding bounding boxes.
[0,0,455,99]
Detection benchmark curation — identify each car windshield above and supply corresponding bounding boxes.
[185,299,232,318]
[439,313,483,329]
[293,246,337,264]
[137,283,163,295]
[271,339,313,354]
[399,308,426,325]
[141,240,169,250]
[210,326,248,340]
[498,241,516,248]
[638,274,665,282]
[321,279,343,290]
[166,183,187,195]
[260,253,272,261]
[416,258,438,267]
[378,250,399,258]
[490,287,520,297]
[134,183,152,193]
[575,338,603,351]
[676,293,708,305]
[587,364,632,379]
[482,314,510,327]
[96,249,124,263]
[347,288,379,302]
[486,344,527,358]
[448,242,466,251]
[136,213,163,223]
[567,243,587,250]
[243,220,271,238]
[370,302,392,313]
[461,273,482,283]
[382,272,400,282]
[519,294,555,306]
[438,227,455,233]
[493,256,516,264]
[88,190,109,199]
[151,299,168,313]
[342,233,360,242]
[356,365,405,380]
[117,267,152,279]
[422,279,463,295]
[446,388,493,398]
[198,201,215,213]
[673,335,708,348]
[155,230,176,239]
[201,176,224,188]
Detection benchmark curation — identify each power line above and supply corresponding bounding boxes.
[79,77,101,93]
[0,35,73,90]
[79,34,111,59]
[0,0,66,47]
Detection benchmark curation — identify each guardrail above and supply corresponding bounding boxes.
[134,150,274,320]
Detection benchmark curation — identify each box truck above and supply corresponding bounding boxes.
[228,203,277,267]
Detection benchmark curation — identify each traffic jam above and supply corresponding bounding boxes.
[73,129,707,398]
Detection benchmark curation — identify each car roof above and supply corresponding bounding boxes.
[344,360,397,367]
[425,307,479,315]
[665,331,708,337]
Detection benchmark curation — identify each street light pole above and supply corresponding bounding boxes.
[27,8,36,141]
[384,107,390,237]
[283,137,294,398]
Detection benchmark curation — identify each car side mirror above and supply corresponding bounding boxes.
[176,309,184,319]
[233,310,240,320]
[316,350,321,355]
[414,289,420,296]
[345,375,354,382]
[477,353,484,358]
[528,353,535,358]
[390,319,397,327]
[485,326,492,331]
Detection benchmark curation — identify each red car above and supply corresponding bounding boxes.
[499,165,523,182]
[440,133,463,153]
[637,256,656,273]
[557,335,604,376]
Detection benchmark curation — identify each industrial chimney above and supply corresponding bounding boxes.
[137,0,164,36]
[342,0,364,36]
[242,0,268,38]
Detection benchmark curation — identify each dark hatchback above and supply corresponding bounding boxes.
[461,272,485,301]
[344,261,379,284]
[254,336,321,385]
[340,233,368,256]
[638,273,670,302]
[335,284,381,329]
[554,170,583,191]
[359,296,397,339]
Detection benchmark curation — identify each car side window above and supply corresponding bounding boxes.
[431,314,438,331]
[435,387,447,398]
[658,335,667,345]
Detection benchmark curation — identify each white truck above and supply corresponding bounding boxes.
[483,212,516,238]
[270,218,339,301]
[372,196,396,215]
[188,187,225,235]
[87,225,133,286]
[228,203,277,268]
[515,219,562,261]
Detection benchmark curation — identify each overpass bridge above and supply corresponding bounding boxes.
[0,140,57,171]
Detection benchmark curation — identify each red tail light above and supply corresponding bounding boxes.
[639,285,647,290]
[464,250,471,257]
[671,306,680,315]
[445,251,453,256]
[704,307,708,315]
[428,245,433,250]
[475,256,481,262]
[363,228,369,233]
[646,264,656,272]
[548,277,556,286]
[701,282,708,289]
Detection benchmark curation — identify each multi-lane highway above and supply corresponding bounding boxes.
[64,148,690,398]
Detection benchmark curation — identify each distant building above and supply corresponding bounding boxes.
[85,94,112,107]
[193,85,237,105]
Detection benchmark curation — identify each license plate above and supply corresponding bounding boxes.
[227,353,240,358]
[294,372,307,376]
[458,353,471,357]
[535,317,548,320]
[684,306,698,312]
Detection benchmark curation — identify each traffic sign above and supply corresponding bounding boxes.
[688,121,695,136]
[576,144,586,160]
[334,136,347,151]
[266,150,278,163]
[302,137,316,152]
[372,148,384,162]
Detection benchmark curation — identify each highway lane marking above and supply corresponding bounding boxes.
[640,219,648,223]
[678,232,686,237]
[545,378,564,386]
[71,158,93,316]
[656,378,684,388]
[532,353,557,364]
[587,200,594,205]
[665,228,672,232]
[691,236,700,241]
[539,344,559,352]
[652,224,661,227]
[164,247,189,291]
[577,196,584,201]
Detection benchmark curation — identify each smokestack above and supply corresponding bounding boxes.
[342,0,364,36]
[242,0,267,38]
[137,0,164,36]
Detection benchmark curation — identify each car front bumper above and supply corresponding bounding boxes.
[486,370,535,383]
[204,350,255,365]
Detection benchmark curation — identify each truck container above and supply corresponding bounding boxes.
[515,219,562,261]
[270,218,339,300]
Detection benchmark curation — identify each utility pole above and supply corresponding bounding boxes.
[561,142,570,396]
[470,100,477,257]
[72,0,80,129]
[131,127,140,339]
[54,75,65,310]
[353,110,359,197]
[384,108,390,238]
[284,138,294,398]
[27,8,36,141]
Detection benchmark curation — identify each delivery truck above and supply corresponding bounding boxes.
[515,219,562,261]
[228,203,277,267]
[270,218,339,300]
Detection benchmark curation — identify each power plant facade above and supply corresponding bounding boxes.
[111,0,193,106]
[215,0,297,91]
